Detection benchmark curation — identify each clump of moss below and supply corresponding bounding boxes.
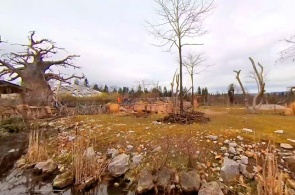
[0,117,26,132]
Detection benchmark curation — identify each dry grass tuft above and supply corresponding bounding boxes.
[256,143,284,195]
[26,130,49,164]
[72,128,109,186]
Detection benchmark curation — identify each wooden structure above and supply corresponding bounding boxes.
[0,80,25,96]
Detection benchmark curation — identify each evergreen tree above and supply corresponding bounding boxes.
[93,84,99,91]
[163,86,168,97]
[84,78,89,87]
[197,86,201,95]
[118,87,123,94]
[103,85,109,93]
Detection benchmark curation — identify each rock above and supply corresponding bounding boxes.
[78,177,97,190]
[126,145,134,151]
[281,143,293,149]
[107,148,119,158]
[224,153,229,157]
[215,155,222,160]
[34,159,57,174]
[240,156,248,165]
[224,140,230,144]
[242,128,253,133]
[239,164,254,180]
[152,146,162,153]
[157,168,173,190]
[179,170,201,192]
[207,135,218,141]
[220,147,227,151]
[237,136,244,141]
[137,169,154,194]
[220,157,240,183]
[274,130,284,134]
[228,142,237,147]
[15,158,26,168]
[131,154,143,166]
[198,181,224,195]
[108,153,130,177]
[228,147,236,154]
[285,156,295,177]
[53,170,74,189]
[84,147,95,158]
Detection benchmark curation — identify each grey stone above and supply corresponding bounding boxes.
[240,156,248,165]
[228,147,236,154]
[108,153,130,177]
[198,181,224,195]
[207,135,218,141]
[239,164,254,180]
[228,142,237,147]
[137,169,154,194]
[132,154,143,166]
[280,143,293,149]
[242,128,253,133]
[157,168,173,190]
[274,130,284,134]
[223,140,230,144]
[126,145,134,151]
[52,170,74,189]
[179,170,201,192]
[107,148,119,158]
[34,159,57,174]
[220,157,240,183]
[237,136,244,141]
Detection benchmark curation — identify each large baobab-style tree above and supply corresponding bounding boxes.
[0,31,83,106]
[183,52,209,111]
[234,57,266,113]
[147,0,214,114]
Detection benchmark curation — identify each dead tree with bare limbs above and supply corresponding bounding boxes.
[0,31,83,106]
[183,52,210,111]
[277,35,295,63]
[234,57,266,113]
[147,0,214,114]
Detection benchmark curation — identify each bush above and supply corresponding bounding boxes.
[0,117,26,132]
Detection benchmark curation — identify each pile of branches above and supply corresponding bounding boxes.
[160,111,210,124]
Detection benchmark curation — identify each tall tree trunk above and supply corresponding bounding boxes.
[178,44,184,115]
[21,67,52,106]
[191,74,194,111]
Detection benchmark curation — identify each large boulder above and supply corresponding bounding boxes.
[285,108,294,116]
[220,157,240,183]
[198,181,224,195]
[157,167,173,190]
[52,170,74,189]
[34,159,57,175]
[136,169,154,194]
[179,170,201,192]
[108,153,130,177]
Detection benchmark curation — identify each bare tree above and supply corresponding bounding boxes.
[0,31,83,106]
[234,57,266,113]
[147,0,214,114]
[277,35,295,63]
[183,52,209,111]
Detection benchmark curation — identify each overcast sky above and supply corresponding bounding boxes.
[1,0,295,93]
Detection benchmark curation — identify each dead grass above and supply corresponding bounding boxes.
[256,143,284,195]
[26,129,49,164]
[72,126,109,187]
